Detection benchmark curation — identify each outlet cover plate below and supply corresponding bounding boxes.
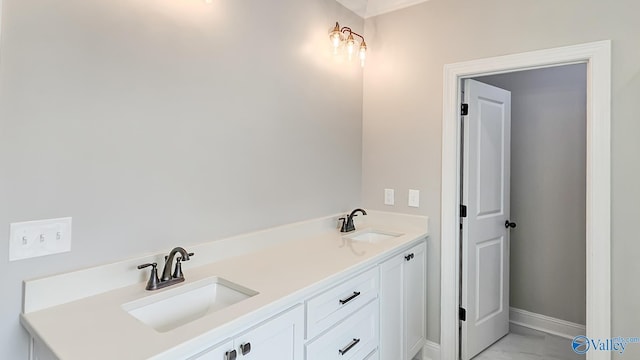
[408,189,420,208]
[384,189,395,205]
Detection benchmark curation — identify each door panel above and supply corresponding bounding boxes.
[461,79,511,360]
[476,237,504,324]
[476,98,506,217]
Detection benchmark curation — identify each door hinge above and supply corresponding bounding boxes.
[461,103,469,116]
[459,307,467,321]
[460,205,467,218]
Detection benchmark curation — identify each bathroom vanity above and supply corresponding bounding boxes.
[21,211,428,360]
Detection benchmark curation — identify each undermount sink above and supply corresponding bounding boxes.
[344,229,403,243]
[122,277,258,332]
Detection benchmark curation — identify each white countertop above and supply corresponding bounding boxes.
[21,211,428,360]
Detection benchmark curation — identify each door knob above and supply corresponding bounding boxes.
[505,220,516,229]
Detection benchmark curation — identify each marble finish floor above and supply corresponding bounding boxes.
[472,325,585,360]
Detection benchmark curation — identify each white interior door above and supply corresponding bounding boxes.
[461,79,511,360]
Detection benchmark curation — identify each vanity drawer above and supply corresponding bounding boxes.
[306,299,378,360]
[306,267,379,339]
[364,350,379,360]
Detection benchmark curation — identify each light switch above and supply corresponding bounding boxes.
[408,189,420,208]
[384,189,395,205]
[9,217,72,261]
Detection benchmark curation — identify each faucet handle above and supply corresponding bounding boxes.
[137,263,160,290]
[164,252,193,260]
[176,252,194,262]
[172,253,194,279]
[339,217,349,232]
[137,262,157,270]
[172,258,184,279]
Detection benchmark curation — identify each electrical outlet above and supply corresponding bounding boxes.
[384,189,395,205]
[9,217,72,261]
[408,189,420,208]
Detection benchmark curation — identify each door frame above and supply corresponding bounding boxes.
[440,40,611,360]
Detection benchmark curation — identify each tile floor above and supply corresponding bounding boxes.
[472,324,585,360]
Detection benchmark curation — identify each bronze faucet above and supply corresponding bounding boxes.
[138,247,194,291]
[339,208,368,233]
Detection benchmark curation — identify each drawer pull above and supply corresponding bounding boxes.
[224,349,237,360]
[240,342,251,355]
[405,253,415,261]
[339,291,361,305]
[338,338,361,355]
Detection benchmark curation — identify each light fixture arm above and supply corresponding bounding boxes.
[340,27,366,44]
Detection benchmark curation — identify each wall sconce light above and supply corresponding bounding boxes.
[329,22,367,67]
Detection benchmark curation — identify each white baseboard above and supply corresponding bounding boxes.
[423,340,440,360]
[509,307,586,340]
[419,309,582,359]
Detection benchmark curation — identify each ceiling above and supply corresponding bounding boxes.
[336,0,429,18]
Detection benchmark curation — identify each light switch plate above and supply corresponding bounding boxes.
[384,189,395,205]
[9,217,72,261]
[408,189,420,208]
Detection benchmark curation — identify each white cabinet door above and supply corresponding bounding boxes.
[378,240,427,360]
[189,306,303,360]
[404,242,426,358]
[379,255,404,360]
[189,339,234,360]
[235,305,304,360]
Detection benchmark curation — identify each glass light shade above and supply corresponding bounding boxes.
[329,23,342,54]
[346,33,356,61]
[330,33,341,49]
[359,41,367,67]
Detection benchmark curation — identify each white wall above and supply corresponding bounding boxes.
[477,64,587,325]
[0,0,364,359]
[362,0,640,354]
[0,1,3,47]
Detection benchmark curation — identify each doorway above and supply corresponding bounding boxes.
[440,41,611,360]
[460,64,587,359]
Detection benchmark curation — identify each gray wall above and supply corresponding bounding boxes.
[362,0,640,354]
[0,1,363,359]
[477,65,587,325]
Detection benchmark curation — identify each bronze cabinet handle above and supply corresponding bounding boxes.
[339,291,361,305]
[338,338,361,355]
